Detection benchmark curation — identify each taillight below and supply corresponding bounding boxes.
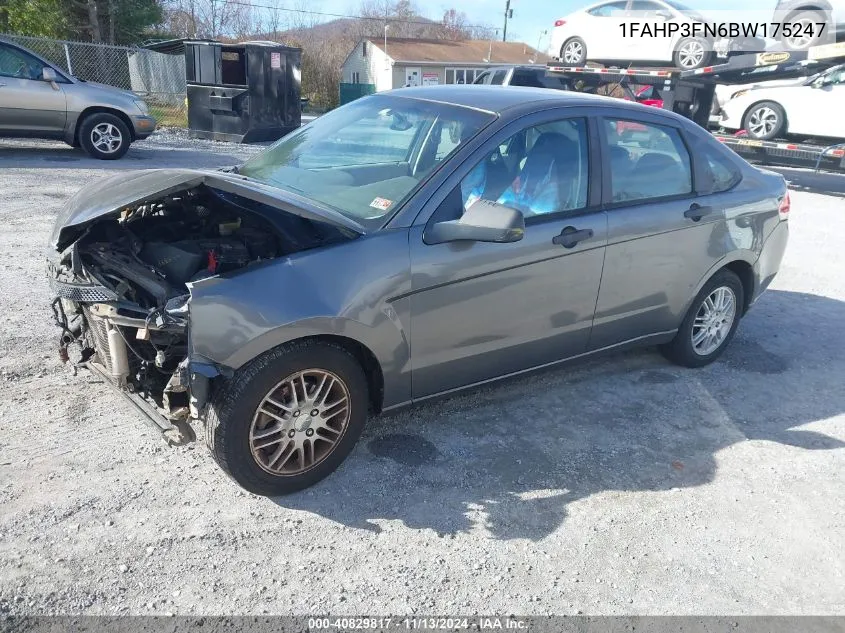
[778,190,790,220]
[554,19,566,26]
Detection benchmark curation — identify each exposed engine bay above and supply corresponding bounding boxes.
[49,183,351,444]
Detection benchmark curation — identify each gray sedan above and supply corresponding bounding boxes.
[47,86,789,495]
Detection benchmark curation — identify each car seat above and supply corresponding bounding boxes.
[629,152,689,198]
[497,132,585,216]
[459,145,514,211]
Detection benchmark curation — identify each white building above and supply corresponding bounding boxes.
[341,37,548,94]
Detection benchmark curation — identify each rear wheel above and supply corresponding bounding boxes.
[780,10,826,50]
[205,340,370,496]
[560,38,587,65]
[673,37,713,70]
[743,101,786,140]
[660,269,744,368]
[78,112,131,159]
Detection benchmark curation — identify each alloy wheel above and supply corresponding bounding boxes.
[786,17,815,49]
[563,41,584,64]
[90,122,123,154]
[249,369,351,476]
[747,106,779,137]
[691,286,737,356]
[677,40,705,68]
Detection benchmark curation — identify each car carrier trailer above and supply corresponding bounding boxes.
[545,41,845,173]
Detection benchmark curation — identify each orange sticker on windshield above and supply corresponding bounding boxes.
[370,197,393,211]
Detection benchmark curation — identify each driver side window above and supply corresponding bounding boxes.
[458,118,590,219]
[0,44,46,80]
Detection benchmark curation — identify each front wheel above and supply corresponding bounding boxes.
[743,101,786,140]
[560,38,587,66]
[660,269,744,368]
[78,112,131,159]
[205,340,370,496]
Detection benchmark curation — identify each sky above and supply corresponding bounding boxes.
[316,0,782,52]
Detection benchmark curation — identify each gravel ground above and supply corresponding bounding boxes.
[0,133,843,616]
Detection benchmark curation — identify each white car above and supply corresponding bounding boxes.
[719,64,845,139]
[548,0,716,69]
[709,76,808,126]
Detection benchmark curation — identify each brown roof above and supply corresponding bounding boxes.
[368,37,549,65]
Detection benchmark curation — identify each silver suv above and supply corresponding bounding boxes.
[0,39,156,159]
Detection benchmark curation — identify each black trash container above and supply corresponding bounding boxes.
[185,40,302,143]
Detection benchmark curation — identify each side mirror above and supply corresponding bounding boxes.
[42,67,57,82]
[654,9,672,19]
[426,199,525,245]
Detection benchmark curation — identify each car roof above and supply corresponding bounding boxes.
[387,84,653,115]
[483,64,550,71]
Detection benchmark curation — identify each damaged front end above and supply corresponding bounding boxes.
[48,169,360,446]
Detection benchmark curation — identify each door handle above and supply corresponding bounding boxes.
[553,227,594,248]
[684,203,713,221]
[0,83,6,87]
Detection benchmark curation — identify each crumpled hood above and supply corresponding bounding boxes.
[50,168,365,251]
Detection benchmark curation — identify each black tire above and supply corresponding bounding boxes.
[660,269,744,368]
[560,37,587,66]
[672,37,714,70]
[78,112,131,160]
[742,101,787,140]
[204,340,370,496]
[779,10,826,51]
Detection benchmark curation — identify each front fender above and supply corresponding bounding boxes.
[188,230,413,408]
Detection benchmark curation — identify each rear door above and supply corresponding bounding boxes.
[589,113,733,349]
[0,43,66,135]
[408,109,608,398]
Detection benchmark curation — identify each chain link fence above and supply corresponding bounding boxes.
[1,33,188,127]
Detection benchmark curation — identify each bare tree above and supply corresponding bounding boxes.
[161,0,254,39]
[159,0,495,108]
[161,0,200,38]
[264,0,284,40]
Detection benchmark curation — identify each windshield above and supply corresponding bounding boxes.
[239,95,494,228]
[805,64,845,85]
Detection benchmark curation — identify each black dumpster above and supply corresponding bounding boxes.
[185,40,301,143]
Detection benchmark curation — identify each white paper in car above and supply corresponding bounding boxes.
[369,197,393,211]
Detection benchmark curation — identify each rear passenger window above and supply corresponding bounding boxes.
[588,1,628,16]
[700,144,742,193]
[510,70,544,88]
[604,119,692,203]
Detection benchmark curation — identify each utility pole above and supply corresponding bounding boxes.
[503,0,512,42]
